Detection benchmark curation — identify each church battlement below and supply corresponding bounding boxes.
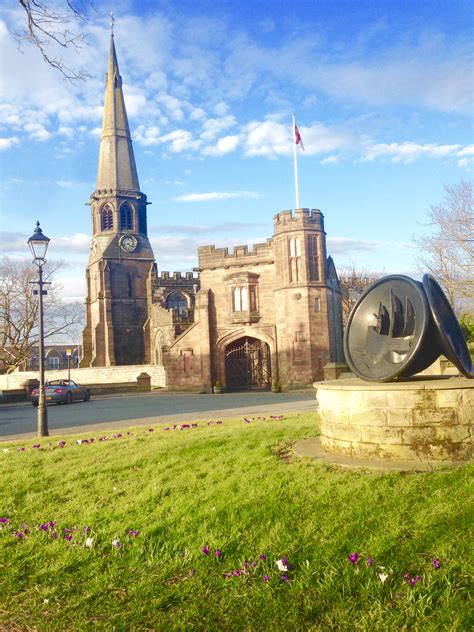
[198,239,274,269]
[273,208,325,234]
[157,271,199,282]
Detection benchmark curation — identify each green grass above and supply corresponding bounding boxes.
[0,413,472,631]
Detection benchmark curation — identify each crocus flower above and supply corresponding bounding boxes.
[367,556,374,567]
[15,531,23,539]
[65,534,72,541]
[0,517,9,524]
[129,529,139,537]
[32,444,41,449]
[85,537,94,548]
[432,558,441,570]
[49,521,56,528]
[2,448,9,453]
[201,545,210,555]
[112,539,121,548]
[57,441,66,448]
[259,554,265,561]
[409,575,421,586]
[280,574,289,582]
[378,573,388,583]
[51,532,58,539]
[83,526,90,534]
[348,552,359,565]
[18,447,25,452]
[276,559,288,572]
[263,575,270,582]
[214,549,222,558]
[39,523,48,531]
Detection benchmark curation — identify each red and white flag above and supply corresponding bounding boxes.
[294,123,305,151]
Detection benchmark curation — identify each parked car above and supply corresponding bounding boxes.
[31,380,91,407]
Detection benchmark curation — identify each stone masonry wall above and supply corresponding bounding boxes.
[0,365,166,390]
[316,378,473,461]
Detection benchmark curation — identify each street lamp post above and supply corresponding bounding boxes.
[27,221,51,438]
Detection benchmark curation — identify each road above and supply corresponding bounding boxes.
[0,390,316,441]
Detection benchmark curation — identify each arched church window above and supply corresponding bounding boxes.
[101,204,114,231]
[307,235,319,281]
[120,203,133,230]
[166,291,188,316]
[288,236,300,282]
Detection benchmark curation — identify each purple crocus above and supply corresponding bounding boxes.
[263,574,270,582]
[0,517,9,525]
[51,532,58,539]
[15,531,23,539]
[39,523,48,531]
[57,441,66,448]
[348,552,359,565]
[409,575,421,586]
[280,574,289,582]
[65,534,72,541]
[432,558,441,570]
[201,545,210,555]
[18,447,25,452]
[214,549,222,558]
[129,529,139,538]
[367,556,374,567]
[32,444,41,449]
[259,553,265,561]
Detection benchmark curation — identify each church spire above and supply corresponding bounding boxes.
[96,23,140,193]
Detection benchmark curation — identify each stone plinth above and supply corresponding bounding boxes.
[314,377,473,461]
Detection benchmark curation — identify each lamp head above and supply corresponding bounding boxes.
[27,221,50,263]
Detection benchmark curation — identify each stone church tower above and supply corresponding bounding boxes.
[80,32,155,366]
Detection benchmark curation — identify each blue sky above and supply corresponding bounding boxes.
[0,0,473,301]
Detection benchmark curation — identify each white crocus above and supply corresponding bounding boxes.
[378,572,389,583]
[85,537,94,548]
[276,559,288,572]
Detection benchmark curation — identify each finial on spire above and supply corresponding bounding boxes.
[110,12,115,36]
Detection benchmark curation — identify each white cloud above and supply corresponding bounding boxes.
[173,190,262,202]
[161,129,201,153]
[133,125,161,146]
[23,122,51,142]
[201,134,240,156]
[361,140,463,163]
[200,115,236,141]
[0,136,19,150]
[327,237,388,253]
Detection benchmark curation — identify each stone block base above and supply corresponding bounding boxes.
[314,377,473,461]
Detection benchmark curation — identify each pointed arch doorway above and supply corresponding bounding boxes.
[225,336,272,390]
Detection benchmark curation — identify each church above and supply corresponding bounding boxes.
[80,31,344,391]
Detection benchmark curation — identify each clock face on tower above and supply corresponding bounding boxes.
[119,234,138,252]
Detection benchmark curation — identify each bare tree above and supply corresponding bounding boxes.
[414,181,473,311]
[337,266,381,326]
[14,1,92,80]
[0,256,83,373]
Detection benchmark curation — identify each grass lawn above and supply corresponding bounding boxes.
[0,413,472,631]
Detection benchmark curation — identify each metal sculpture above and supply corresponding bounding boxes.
[344,273,473,382]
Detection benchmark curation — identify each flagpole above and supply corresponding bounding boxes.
[292,113,300,209]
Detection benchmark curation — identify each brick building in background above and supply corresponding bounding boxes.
[80,31,343,390]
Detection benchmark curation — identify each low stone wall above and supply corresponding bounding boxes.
[314,377,473,461]
[0,365,166,391]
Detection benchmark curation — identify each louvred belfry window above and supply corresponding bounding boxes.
[101,204,114,231]
[120,203,133,230]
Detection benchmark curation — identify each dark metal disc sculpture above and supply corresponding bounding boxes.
[344,273,473,382]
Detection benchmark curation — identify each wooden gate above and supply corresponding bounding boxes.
[225,337,271,390]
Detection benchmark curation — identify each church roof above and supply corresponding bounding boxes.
[96,33,140,193]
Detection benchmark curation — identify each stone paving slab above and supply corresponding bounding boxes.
[293,437,466,472]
